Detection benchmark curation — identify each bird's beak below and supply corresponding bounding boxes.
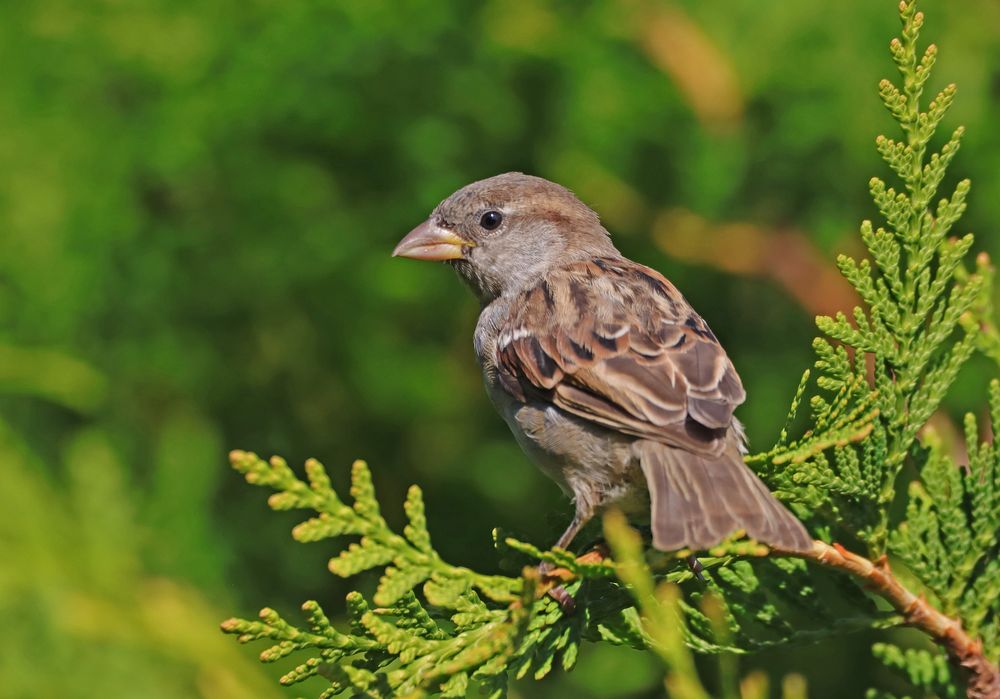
[393,220,473,261]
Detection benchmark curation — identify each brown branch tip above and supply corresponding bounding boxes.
[779,540,999,699]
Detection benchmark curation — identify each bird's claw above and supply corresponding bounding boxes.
[546,584,577,614]
[537,562,577,613]
[686,554,707,583]
[535,542,611,614]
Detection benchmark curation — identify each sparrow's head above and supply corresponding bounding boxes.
[394,172,617,302]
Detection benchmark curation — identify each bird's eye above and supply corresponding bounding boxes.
[479,210,503,230]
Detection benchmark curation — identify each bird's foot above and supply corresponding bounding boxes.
[535,542,611,613]
[686,554,707,583]
[546,584,577,614]
[536,561,575,612]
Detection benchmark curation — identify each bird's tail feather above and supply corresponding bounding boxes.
[637,440,812,553]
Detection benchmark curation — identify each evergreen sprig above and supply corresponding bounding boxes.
[750,2,998,695]
[224,450,850,696]
[221,451,696,696]
[230,451,520,607]
[221,451,534,697]
[752,0,990,556]
[889,381,1000,658]
[221,451,894,697]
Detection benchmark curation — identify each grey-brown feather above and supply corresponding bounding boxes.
[637,439,812,552]
[495,257,744,456]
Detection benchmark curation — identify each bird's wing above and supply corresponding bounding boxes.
[495,257,745,455]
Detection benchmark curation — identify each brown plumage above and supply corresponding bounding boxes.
[394,172,812,557]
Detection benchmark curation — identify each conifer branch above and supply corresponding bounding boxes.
[535,534,997,698]
[771,541,999,699]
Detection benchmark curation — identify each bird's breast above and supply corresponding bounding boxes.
[473,297,645,515]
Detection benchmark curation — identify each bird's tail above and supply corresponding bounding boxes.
[637,439,812,553]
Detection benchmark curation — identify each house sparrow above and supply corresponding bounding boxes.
[394,173,812,562]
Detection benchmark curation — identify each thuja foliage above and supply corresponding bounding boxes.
[223,2,998,697]
[883,381,1000,669]
[222,451,835,697]
[751,0,990,556]
[222,452,695,697]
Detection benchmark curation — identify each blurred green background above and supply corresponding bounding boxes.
[2,0,998,697]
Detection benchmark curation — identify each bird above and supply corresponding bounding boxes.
[393,172,812,567]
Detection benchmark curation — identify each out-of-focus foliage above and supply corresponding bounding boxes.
[3,0,999,697]
[890,382,1000,658]
[0,372,283,698]
[867,642,961,699]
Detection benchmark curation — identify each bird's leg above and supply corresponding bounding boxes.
[538,511,590,576]
[539,509,592,614]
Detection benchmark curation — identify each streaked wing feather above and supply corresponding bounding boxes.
[496,257,745,455]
